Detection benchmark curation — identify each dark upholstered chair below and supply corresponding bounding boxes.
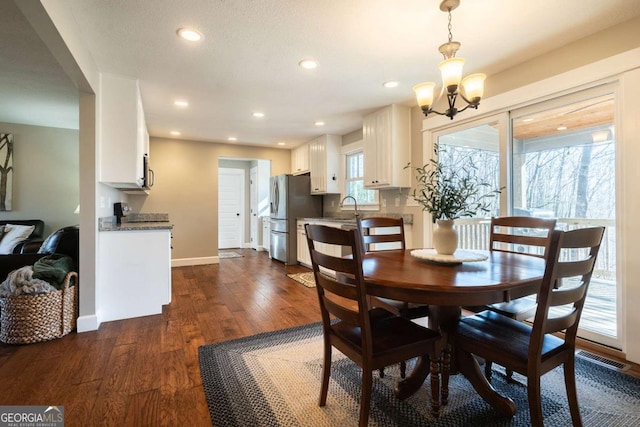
[0,225,79,280]
[446,227,605,426]
[305,223,442,426]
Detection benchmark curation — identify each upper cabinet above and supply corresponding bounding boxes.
[309,134,341,194]
[100,73,148,190]
[363,104,411,188]
[291,143,310,175]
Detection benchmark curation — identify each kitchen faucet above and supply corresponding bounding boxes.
[339,195,359,219]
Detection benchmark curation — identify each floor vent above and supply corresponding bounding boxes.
[576,350,631,372]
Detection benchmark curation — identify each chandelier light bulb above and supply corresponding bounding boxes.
[461,73,487,104]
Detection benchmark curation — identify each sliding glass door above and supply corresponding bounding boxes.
[511,87,617,347]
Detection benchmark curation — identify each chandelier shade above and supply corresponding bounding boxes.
[413,0,486,120]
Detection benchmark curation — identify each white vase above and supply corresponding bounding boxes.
[433,219,458,255]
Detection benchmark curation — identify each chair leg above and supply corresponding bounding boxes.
[564,357,583,427]
[442,346,451,406]
[319,342,332,406]
[527,374,544,427]
[400,360,407,379]
[429,355,441,418]
[359,370,373,427]
[484,360,493,381]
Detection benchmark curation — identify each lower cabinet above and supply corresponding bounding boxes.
[99,229,172,322]
[297,220,351,268]
[297,222,311,267]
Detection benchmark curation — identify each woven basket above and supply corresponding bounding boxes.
[0,271,78,344]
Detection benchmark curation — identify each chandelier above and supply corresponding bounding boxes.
[413,0,486,120]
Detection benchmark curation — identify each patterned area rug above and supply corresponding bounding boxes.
[287,272,316,288]
[219,250,243,259]
[199,323,640,427]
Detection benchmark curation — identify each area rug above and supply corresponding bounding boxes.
[287,272,316,288]
[198,323,640,426]
[219,250,243,259]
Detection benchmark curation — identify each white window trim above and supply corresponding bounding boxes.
[341,140,379,210]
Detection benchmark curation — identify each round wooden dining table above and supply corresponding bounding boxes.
[360,249,546,417]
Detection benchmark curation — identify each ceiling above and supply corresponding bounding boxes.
[2,0,639,148]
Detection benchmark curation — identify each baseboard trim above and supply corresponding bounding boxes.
[172,256,219,267]
[76,314,100,332]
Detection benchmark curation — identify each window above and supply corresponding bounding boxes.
[345,150,378,206]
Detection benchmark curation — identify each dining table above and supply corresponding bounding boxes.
[360,248,546,417]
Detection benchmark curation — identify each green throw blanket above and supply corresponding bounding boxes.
[33,254,74,289]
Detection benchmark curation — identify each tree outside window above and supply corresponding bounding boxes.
[345,151,377,205]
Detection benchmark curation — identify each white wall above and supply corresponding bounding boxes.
[0,122,79,234]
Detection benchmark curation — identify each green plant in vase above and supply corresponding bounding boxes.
[406,143,501,255]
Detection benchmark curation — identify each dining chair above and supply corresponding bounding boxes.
[305,223,442,426]
[479,216,557,380]
[446,226,605,427]
[358,217,431,378]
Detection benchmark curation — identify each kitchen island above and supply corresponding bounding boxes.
[99,213,173,322]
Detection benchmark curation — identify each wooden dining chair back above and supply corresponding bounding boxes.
[358,216,406,252]
[357,217,430,318]
[305,223,442,426]
[448,226,605,426]
[489,216,557,259]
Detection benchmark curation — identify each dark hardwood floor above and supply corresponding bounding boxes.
[0,248,637,426]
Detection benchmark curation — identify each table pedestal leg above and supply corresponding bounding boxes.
[393,355,430,399]
[456,349,516,417]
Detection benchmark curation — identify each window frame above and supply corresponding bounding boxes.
[341,140,379,211]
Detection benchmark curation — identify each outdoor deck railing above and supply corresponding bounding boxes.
[455,218,616,280]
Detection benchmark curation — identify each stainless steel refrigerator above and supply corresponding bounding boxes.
[270,174,322,265]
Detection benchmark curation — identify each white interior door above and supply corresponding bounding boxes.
[250,166,258,249]
[219,168,244,249]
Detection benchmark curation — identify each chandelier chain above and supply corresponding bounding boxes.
[447,9,453,43]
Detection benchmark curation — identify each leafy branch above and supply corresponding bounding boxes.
[406,144,501,223]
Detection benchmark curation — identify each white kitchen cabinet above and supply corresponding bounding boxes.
[261,216,270,253]
[100,73,148,190]
[309,134,341,194]
[291,143,310,175]
[363,104,411,189]
[98,229,172,322]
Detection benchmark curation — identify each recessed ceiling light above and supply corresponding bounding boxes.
[174,100,189,108]
[252,112,265,118]
[228,137,237,141]
[299,59,318,69]
[383,81,399,88]
[522,118,534,123]
[314,121,325,126]
[277,141,286,146]
[177,28,203,42]
[170,131,181,136]
[557,125,568,131]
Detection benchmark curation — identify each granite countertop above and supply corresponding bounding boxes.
[298,213,413,225]
[99,213,173,231]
